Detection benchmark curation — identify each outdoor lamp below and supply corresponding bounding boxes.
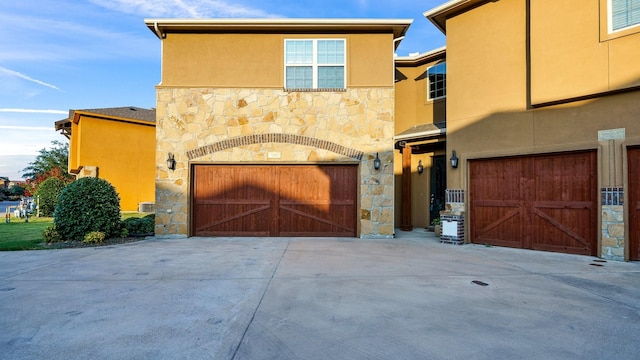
[167,153,176,171]
[417,160,424,174]
[374,153,381,170]
[450,150,459,169]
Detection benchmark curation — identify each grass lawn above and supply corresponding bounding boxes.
[0,217,53,251]
[0,212,151,251]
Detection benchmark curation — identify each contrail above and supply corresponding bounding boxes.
[0,108,67,114]
[0,66,62,91]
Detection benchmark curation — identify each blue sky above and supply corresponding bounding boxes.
[0,0,446,180]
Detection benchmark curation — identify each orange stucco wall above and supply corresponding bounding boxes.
[70,116,155,211]
[161,33,395,88]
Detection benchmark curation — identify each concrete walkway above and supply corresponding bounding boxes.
[1,230,640,359]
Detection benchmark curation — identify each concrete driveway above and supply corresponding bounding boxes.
[1,230,640,359]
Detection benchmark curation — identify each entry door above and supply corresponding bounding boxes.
[470,151,597,256]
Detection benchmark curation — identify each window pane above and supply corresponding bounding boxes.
[612,0,640,30]
[286,66,313,88]
[318,66,344,88]
[318,40,345,64]
[285,40,313,64]
[428,62,446,100]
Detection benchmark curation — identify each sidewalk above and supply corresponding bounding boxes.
[1,232,640,359]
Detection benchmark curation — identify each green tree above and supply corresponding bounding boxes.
[34,177,65,217]
[22,140,73,195]
[8,184,25,197]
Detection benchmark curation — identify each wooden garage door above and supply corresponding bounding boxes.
[192,165,357,237]
[629,147,640,260]
[470,151,597,256]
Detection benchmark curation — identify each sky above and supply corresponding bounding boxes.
[0,0,446,181]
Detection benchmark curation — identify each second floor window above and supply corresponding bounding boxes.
[285,39,346,89]
[611,0,640,32]
[427,62,446,100]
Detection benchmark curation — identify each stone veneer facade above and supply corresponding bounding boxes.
[155,87,395,238]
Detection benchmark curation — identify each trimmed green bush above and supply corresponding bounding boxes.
[83,231,105,244]
[43,224,62,243]
[122,214,155,236]
[34,177,66,217]
[54,177,121,241]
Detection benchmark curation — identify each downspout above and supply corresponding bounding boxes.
[153,21,165,39]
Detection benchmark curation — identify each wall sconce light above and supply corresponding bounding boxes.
[374,153,381,170]
[417,160,424,174]
[166,153,176,171]
[450,150,459,169]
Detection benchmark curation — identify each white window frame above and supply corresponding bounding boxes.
[284,39,346,90]
[608,0,640,33]
[427,62,446,101]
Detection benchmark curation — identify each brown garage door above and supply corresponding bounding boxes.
[629,147,640,260]
[192,164,357,237]
[470,151,597,256]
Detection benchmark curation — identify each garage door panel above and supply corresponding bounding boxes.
[193,164,357,237]
[629,147,640,260]
[470,151,597,256]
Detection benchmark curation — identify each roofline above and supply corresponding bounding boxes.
[423,0,494,34]
[71,110,155,126]
[144,18,413,42]
[395,46,446,66]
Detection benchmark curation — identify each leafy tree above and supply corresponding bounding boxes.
[8,184,25,197]
[34,177,66,217]
[22,140,73,195]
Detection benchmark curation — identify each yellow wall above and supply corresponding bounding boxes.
[443,0,640,189]
[71,116,156,211]
[161,33,395,88]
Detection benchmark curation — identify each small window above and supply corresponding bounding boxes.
[427,62,446,100]
[610,0,640,32]
[285,39,346,90]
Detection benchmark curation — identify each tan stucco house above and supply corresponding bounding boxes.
[145,18,411,238]
[424,0,640,260]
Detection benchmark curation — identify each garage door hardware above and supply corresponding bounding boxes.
[589,263,604,267]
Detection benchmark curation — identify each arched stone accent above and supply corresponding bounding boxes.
[186,133,364,161]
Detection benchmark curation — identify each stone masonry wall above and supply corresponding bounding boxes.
[155,88,395,238]
[601,187,625,260]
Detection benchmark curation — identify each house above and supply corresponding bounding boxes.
[393,48,447,230]
[0,177,9,189]
[424,0,640,260]
[55,107,156,211]
[144,18,412,238]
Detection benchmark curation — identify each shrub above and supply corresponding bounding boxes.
[54,177,121,241]
[122,214,155,236]
[83,231,105,244]
[34,177,66,217]
[43,224,62,243]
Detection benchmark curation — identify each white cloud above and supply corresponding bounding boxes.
[0,66,61,91]
[0,125,54,131]
[0,109,67,114]
[89,0,279,18]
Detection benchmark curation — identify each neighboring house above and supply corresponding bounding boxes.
[424,0,640,260]
[145,18,411,238]
[55,107,156,211]
[0,177,9,189]
[393,48,447,230]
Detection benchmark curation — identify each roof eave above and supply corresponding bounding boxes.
[423,0,494,34]
[395,46,446,66]
[144,18,413,41]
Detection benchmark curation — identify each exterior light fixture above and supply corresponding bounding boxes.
[417,160,424,174]
[450,150,459,169]
[167,153,176,171]
[374,153,381,170]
